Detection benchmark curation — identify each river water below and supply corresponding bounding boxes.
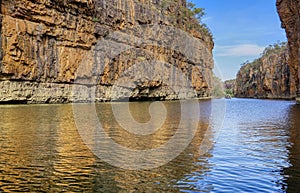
[0,98,299,192]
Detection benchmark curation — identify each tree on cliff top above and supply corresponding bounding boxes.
[160,0,212,38]
[186,2,205,23]
[239,41,287,73]
[262,41,287,57]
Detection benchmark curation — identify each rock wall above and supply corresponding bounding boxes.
[235,47,296,99]
[277,0,300,103]
[0,0,214,103]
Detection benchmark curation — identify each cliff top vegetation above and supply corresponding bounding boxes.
[239,41,287,73]
[159,0,213,39]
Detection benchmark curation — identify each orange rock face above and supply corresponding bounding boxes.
[0,0,214,103]
[235,48,296,99]
[277,0,300,103]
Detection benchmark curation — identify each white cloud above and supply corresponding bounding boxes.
[215,44,265,57]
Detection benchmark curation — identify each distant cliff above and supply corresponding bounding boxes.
[277,0,300,103]
[224,79,235,97]
[0,0,214,103]
[235,43,296,99]
[236,1,300,101]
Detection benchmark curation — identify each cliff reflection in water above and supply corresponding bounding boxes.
[284,105,300,193]
[175,99,297,192]
[0,105,96,192]
[1,99,298,192]
[0,101,214,192]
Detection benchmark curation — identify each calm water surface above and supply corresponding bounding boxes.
[0,99,299,192]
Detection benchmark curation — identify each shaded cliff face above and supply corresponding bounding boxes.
[235,46,296,99]
[277,0,300,102]
[0,0,214,103]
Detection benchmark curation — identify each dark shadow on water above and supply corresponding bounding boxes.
[284,104,300,193]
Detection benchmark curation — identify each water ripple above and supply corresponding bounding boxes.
[0,99,299,192]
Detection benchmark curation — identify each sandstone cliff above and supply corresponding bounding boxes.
[235,44,296,99]
[0,0,214,103]
[277,0,300,103]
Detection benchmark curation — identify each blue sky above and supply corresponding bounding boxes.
[190,0,287,80]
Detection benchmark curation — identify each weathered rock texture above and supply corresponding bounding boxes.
[0,0,214,103]
[235,46,296,99]
[277,0,300,103]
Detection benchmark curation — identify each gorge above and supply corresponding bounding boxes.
[1,1,300,192]
[1,0,300,103]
